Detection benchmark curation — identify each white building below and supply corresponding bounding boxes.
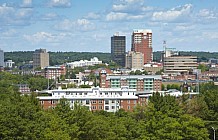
[4,60,15,68]
[67,57,102,69]
[38,86,138,112]
[37,86,199,111]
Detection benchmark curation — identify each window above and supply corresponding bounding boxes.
[98,100,103,104]
[92,100,96,104]
[134,100,137,104]
[105,93,108,95]
[92,106,96,110]
[99,106,103,110]
[127,100,130,104]
[71,100,74,103]
[105,100,109,104]
[105,106,109,110]
[127,106,130,110]
[40,101,44,104]
[111,106,115,109]
[111,100,115,103]
[86,100,89,104]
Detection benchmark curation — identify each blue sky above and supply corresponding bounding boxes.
[0,0,218,52]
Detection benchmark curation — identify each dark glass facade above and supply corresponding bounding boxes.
[111,36,126,67]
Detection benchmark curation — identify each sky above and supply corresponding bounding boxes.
[0,0,218,52]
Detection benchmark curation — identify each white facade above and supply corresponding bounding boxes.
[67,57,102,69]
[4,60,15,68]
[38,87,137,112]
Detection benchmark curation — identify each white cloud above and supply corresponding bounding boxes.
[1,29,17,37]
[41,13,60,20]
[105,12,144,21]
[152,4,193,22]
[202,32,218,39]
[20,0,32,8]
[0,4,33,26]
[112,0,151,13]
[85,12,100,20]
[174,24,195,31]
[54,18,95,31]
[49,0,71,8]
[106,12,127,21]
[196,9,217,23]
[23,32,74,43]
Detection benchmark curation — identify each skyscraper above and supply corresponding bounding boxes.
[131,29,152,64]
[0,49,4,67]
[111,34,126,67]
[33,49,49,69]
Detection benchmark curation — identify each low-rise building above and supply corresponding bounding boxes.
[37,87,198,111]
[100,70,162,92]
[44,65,66,79]
[17,84,31,93]
[67,57,102,69]
[4,60,15,68]
[38,86,138,111]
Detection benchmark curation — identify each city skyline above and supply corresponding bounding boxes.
[0,0,218,52]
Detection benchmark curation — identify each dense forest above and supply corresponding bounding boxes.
[5,51,218,66]
[0,72,217,139]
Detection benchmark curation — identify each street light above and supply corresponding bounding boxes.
[212,126,216,140]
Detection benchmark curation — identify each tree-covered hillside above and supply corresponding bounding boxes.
[5,51,111,66]
[5,51,218,66]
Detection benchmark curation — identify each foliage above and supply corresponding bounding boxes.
[198,64,209,72]
[1,72,217,139]
[129,70,148,75]
[79,85,91,88]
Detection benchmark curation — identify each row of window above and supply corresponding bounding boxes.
[91,106,120,110]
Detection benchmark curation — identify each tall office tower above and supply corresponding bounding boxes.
[111,34,126,67]
[131,29,152,64]
[33,49,49,69]
[0,49,4,67]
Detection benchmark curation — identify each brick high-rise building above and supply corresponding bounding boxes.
[131,29,152,64]
[33,49,49,69]
[111,34,126,67]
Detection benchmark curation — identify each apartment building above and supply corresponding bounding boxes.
[100,71,162,92]
[44,65,66,79]
[67,57,102,69]
[38,87,139,111]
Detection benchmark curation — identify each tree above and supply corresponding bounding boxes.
[198,64,209,72]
